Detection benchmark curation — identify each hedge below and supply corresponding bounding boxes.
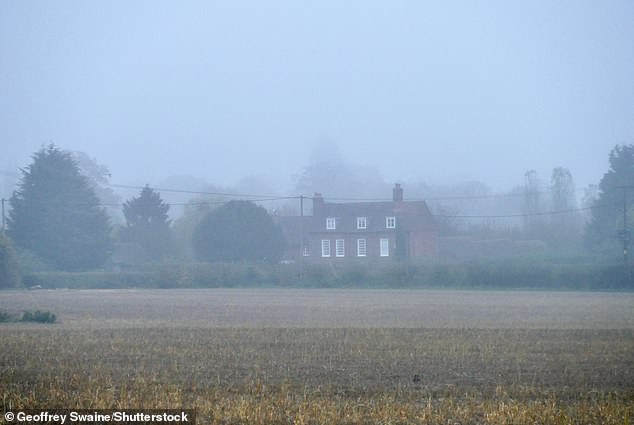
[15,261,634,291]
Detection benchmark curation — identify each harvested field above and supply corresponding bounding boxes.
[0,288,632,329]
[1,289,633,424]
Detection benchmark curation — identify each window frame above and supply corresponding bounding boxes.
[335,239,345,257]
[357,216,367,229]
[386,216,396,229]
[321,240,331,257]
[380,238,390,257]
[357,238,367,257]
[326,217,336,230]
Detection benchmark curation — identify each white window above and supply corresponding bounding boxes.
[303,246,310,257]
[326,217,336,230]
[336,239,345,257]
[357,239,367,257]
[386,216,396,229]
[321,240,331,257]
[380,238,390,257]
[357,217,367,229]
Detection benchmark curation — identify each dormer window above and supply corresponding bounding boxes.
[386,216,396,229]
[357,217,367,229]
[326,217,336,230]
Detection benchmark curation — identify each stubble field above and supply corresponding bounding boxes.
[1,289,633,424]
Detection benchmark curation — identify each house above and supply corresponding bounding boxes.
[278,184,438,261]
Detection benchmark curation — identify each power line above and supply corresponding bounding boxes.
[4,190,610,218]
[1,177,609,218]
[308,187,593,203]
[104,181,594,204]
[107,183,300,201]
[321,192,528,202]
[12,197,297,209]
[431,203,611,219]
[100,197,296,208]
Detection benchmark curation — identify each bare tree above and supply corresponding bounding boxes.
[549,167,580,247]
[522,170,544,239]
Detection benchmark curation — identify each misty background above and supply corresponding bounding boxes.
[2,1,634,219]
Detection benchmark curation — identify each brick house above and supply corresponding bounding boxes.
[278,184,438,261]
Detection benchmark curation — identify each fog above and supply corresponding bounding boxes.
[2,1,634,201]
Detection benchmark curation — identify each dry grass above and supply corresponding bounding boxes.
[1,289,633,424]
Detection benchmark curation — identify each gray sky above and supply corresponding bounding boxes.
[1,1,633,196]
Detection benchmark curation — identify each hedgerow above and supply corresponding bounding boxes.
[15,261,634,291]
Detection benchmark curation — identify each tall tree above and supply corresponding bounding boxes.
[584,145,634,253]
[72,151,122,222]
[192,200,286,263]
[522,170,544,238]
[7,145,112,270]
[172,197,225,261]
[549,167,580,246]
[293,142,389,204]
[580,184,599,224]
[121,186,172,261]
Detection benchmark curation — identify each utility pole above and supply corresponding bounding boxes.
[299,195,304,283]
[616,186,634,268]
[1,198,5,233]
[625,189,628,267]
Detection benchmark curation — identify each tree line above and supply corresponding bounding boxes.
[0,145,286,285]
[1,143,633,288]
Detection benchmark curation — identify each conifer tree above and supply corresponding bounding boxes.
[8,145,112,270]
[121,186,172,261]
[584,145,634,254]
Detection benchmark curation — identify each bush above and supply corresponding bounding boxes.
[21,310,56,323]
[193,201,286,263]
[0,309,56,323]
[0,233,21,288]
[15,246,57,273]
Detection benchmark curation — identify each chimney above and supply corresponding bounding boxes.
[313,193,324,215]
[392,183,403,202]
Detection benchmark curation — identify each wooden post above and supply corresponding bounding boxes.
[299,195,304,283]
[1,198,5,233]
